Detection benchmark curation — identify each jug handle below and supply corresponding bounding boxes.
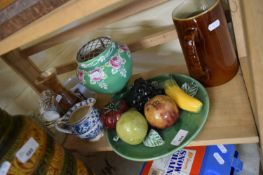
[183,28,207,78]
[87,98,96,107]
[55,118,73,134]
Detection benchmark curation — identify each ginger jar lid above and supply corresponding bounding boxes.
[76,36,113,63]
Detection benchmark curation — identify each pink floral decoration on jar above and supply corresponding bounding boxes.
[119,44,129,52]
[77,69,85,83]
[109,56,124,70]
[89,67,106,84]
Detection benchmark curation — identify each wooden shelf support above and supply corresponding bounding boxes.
[1,49,44,93]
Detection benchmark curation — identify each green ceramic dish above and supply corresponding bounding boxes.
[106,73,210,161]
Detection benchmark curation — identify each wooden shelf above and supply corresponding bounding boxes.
[63,66,259,155]
[0,0,167,56]
[1,0,262,158]
[0,0,128,55]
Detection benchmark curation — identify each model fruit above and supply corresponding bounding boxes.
[164,79,203,113]
[101,100,129,129]
[116,109,148,145]
[101,111,121,129]
[144,95,179,129]
[128,78,163,112]
[117,100,130,113]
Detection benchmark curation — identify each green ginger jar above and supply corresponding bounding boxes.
[76,37,133,94]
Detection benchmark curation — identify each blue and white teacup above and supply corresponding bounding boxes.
[55,98,104,141]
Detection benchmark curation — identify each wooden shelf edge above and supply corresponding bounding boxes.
[189,137,259,147]
[62,65,258,154]
[63,134,259,155]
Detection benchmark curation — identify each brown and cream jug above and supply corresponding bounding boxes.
[172,0,239,86]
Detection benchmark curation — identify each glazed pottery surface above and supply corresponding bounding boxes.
[0,109,93,175]
[55,98,104,141]
[36,68,81,115]
[76,37,132,94]
[107,74,210,161]
[172,0,238,86]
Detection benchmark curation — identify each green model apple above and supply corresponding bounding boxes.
[116,109,148,145]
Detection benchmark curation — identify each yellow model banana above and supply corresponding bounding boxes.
[164,79,203,113]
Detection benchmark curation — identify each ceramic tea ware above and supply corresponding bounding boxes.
[55,98,104,141]
[76,36,133,94]
[172,0,238,86]
[35,68,81,115]
[64,75,96,100]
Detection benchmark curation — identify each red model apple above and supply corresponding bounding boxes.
[101,100,129,129]
[144,95,179,129]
